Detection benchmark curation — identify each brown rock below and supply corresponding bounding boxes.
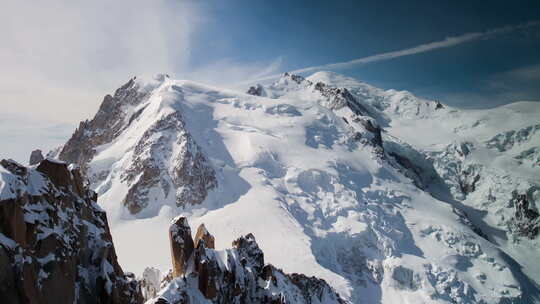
[194,224,215,249]
[36,159,71,189]
[0,247,20,304]
[1,159,27,177]
[0,160,143,304]
[169,217,194,277]
[194,243,218,299]
[0,197,27,247]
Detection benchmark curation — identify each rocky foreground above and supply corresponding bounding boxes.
[144,217,344,304]
[0,158,142,303]
[0,157,340,303]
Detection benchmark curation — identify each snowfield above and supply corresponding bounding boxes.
[51,72,539,303]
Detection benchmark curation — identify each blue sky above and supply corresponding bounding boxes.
[0,0,539,161]
[189,0,540,108]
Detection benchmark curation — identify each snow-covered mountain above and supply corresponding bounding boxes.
[52,71,539,303]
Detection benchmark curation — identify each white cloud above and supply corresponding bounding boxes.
[186,57,284,89]
[0,0,202,124]
[0,0,205,161]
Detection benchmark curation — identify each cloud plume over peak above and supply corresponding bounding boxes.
[248,20,540,84]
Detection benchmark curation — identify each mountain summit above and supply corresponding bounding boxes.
[52,71,540,303]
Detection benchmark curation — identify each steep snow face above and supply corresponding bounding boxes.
[306,71,540,286]
[58,74,217,219]
[57,72,539,303]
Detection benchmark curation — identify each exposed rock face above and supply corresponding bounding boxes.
[169,217,194,278]
[427,137,540,244]
[29,149,44,166]
[153,218,345,303]
[194,224,215,249]
[247,84,265,96]
[0,158,142,304]
[354,116,383,147]
[256,73,383,152]
[485,124,540,152]
[58,78,150,175]
[120,111,217,213]
[428,142,479,200]
[56,75,217,216]
[512,189,540,239]
[313,81,368,115]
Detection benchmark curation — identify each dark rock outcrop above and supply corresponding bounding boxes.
[512,189,540,239]
[355,116,383,147]
[247,84,264,96]
[29,149,44,166]
[169,217,194,278]
[0,158,142,304]
[153,217,345,304]
[58,78,150,176]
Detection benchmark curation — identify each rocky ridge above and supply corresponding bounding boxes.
[147,217,344,304]
[57,75,217,216]
[0,158,142,303]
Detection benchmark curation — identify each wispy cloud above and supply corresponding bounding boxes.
[0,0,203,162]
[247,20,540,84]
[186,57,284,89]
[0,0,202,124]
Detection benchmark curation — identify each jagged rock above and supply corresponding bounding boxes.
[152,220,344,304]
[58,77,149,175]
[247,84,265,96]
[0,159,27,177]
[313,82,367,115]
[283,72,306,84]
[390,265,421,291]
[36,158,72,188]
[193,243,218,299]
[58,76,217,216]
[169,217,195,278]
[356,116,383,147]
[194,224,215,249]
[0,246,19,303]
[485,124,540,152]
[29,149,44,166]
[512,189,540,239]
[435,101,444,110]
[232,233,264,270]
[0,159,142,304]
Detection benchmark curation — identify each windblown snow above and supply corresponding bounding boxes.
[51,72,540,303]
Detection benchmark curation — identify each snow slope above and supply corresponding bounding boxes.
[307,72,540,287]
[55,72,540,303]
